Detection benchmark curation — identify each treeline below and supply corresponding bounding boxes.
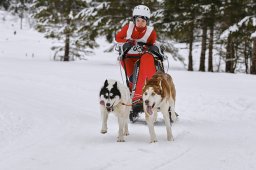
[1,0,256,74]
[159,0,256,74]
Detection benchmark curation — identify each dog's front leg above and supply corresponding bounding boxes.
[146,114,157,143]
[117,116,125,142]
[162,108,174,142]
[122,108,129,136]
[100,109,108,134]
[123,119,129,136]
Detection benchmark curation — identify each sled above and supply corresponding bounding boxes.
[118,42,166,122]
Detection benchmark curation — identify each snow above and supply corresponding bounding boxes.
[220,25,239,39]
[251,31,256,38]
[221,16,256,39]
[1,11,256,170]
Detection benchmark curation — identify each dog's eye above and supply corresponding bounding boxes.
[144,92,147,95]
[152,93,155,96]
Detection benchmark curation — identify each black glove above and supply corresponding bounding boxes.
[122,42,133,54]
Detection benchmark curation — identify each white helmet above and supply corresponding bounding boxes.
[132,5,150,19]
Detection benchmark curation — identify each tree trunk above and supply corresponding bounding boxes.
[20,17,23,29]
[199,24,207,72]
[20,11,23,30]
[251,38,256,74]
[63,0,72,62]
[225,35,235,73]
[208,24,214,72]
[225,36,231,72]
[232,44,237,73]
[64,34,70,61]
[244,41,248,74]
[63,19,71,61]
[188,23,194,71]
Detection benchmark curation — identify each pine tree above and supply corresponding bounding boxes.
[33,0,88,61]
[220,0,250,73]
[163,0,201,71]
[197,1,222,72]
[218,0,256,73]
[0,0,11,10]
[4,0,33,29]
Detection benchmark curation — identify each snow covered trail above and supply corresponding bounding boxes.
[0,55,256,170]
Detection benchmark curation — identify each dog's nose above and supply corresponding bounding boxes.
[106,103,111,107]
[145,100,149,105]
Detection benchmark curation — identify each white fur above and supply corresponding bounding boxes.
[143,85,176,143]
[99,79,131,142]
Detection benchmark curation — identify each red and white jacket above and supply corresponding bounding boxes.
[115,22,157,56]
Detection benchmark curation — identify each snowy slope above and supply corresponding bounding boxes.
[1,11,256,170]
[0,10,53,60]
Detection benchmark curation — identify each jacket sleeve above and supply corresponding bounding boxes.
[115,24,129,43]
[147,29,157,45]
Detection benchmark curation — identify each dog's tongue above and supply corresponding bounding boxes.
[147,106,153,115]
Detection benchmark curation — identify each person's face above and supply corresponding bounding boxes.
[135,17,147,28]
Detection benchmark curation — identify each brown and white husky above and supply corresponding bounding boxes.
[142,71,177,143]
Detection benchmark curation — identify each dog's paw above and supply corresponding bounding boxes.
[117,139,125,142]
[117,135,125,142]
[101,129,107,134]
[167,136,174,141]
[123,131,129,136]
[150,139,158,143]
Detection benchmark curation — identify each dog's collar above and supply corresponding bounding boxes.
[121,102,132,106]
[100,100,131,112]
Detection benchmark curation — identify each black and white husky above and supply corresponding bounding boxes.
[99,79,131,142]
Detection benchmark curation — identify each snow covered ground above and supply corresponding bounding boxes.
[1,11,256,170]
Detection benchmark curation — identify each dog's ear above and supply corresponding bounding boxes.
[113,81,118,89]
[104,79,108,87]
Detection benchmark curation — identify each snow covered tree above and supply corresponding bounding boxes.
[3,0,33,29]
[162,0,224,72]
[206,2,222,72]
[33,0,89,61]
[76,1,112,48]
[14,0,30,29]
[219,0,256,73]
[219,0,252,73]
[0,0,11,10]
[163,0,201,71]
[197,1,222,72]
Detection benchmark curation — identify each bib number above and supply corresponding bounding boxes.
[128,45,143,54]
